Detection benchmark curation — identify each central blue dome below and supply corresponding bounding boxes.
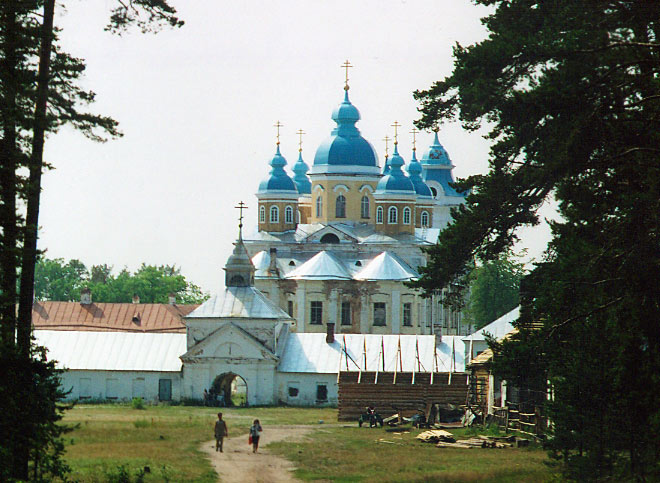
[313,90,379,172]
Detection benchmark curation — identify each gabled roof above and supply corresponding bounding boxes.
[34,330,186,371]
[464,306,519,342]
[278,333,465,374]
[284,251,352,280]
[354,252,419,281]
[32,301,196,333]
[180,322,278,361]
[185,286,291,319]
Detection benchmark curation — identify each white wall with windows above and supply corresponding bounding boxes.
[59,370,182,402]
[275,373,337,406]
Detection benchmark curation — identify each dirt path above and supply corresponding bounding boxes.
[200,425,313,483]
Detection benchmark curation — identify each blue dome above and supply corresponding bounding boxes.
[406,150,433,197]
[313,90,379,171]
[258,145,298,193]
[375,145,415,193]
[421,131,452,166]
[382,156,390,175]
[292,151,311,194]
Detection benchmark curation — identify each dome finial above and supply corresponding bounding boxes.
[296,128,305,153]
[341,59,353,91]
[382,135,390,159]
[273,120,283,146]
[410,126,419,152]
[391,120,401,146]
[234,201,248,240]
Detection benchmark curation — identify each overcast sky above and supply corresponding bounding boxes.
[39,1,552,292]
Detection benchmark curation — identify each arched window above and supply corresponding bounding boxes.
[285,205,293,224]
[259,205,265,223]
[296,209,301,223]
[270,205,279,223]
[430,187,438,198]
[376,206,384,224]
[403,206,411,225]
[361,196,370,218]
[316,196,322,217]
[335,194,346,218]
[388,206,398,224]
[421,211,429,227]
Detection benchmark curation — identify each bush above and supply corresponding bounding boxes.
[131,397,145,410]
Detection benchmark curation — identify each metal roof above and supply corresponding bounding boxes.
[354,251,419,281]
[464,306,519,342]
[278,333,465,374]
[185,286,291,319]
[32,301,196,333]
[284,251,353,280]
[34,330,186,372]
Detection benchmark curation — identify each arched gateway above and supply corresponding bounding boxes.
[212,373,248,407]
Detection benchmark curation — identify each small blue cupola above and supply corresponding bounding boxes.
[258,144,298,193]
[292,151,311,195]
[420,131,466,198]
[312,88,380,174]
[406,149,433,198]
[375,144,415,194]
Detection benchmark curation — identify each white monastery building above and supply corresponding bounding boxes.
[33,70,473,406]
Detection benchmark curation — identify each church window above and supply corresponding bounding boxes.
[430,187,438,198]
[421,211,429,227]
[341,302,351,325]
[310,301,323,325]
[388,206,398,224]
[376,206,384,224]
[285,205,294,224]
[403,207,411,225]
[288,385,299,398]
[373,302,386,326]
[403,303,412,327]
[361,196,370,218]
[287,300,294,317]
[270,205,279,223]
[316,384,328,402]
[259,205,265,223]
[320,233,340,244]
[316,196,322,217]
[335,194,346,218]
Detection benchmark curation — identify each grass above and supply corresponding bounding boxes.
[60,404,555,482]
[61,404,336,482]
[269,425,557,482]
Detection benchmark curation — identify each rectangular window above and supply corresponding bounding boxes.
[316,384,328,402]
[403,303,412,327]
[373,302,386,326]
[132,378,145,398]
[287,382,299,400]
[287,300,294,317]
[106,378,119,399]
[79,378,91,399]
[310,301,323,325]
[341,301,351,325]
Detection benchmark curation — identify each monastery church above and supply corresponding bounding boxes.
[33,70,476,406]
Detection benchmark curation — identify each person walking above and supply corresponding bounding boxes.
[214,412,228,452]
[249,419,262,453]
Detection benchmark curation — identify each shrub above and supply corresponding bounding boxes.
[131,397,145,410]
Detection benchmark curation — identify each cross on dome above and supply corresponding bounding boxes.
[410,127,419,151]
[274,120,283,145]
[296,129,305,153]
[341,59,353,91]
[235,201,248,238]
[391,121,401,144]
[382,135,391,158]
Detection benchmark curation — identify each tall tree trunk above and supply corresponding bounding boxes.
[17,0,56,356]
[0,0,19,349]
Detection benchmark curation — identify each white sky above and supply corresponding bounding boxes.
[40,1,552,292]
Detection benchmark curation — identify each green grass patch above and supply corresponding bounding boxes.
[61,404,336,482]
[269,425,557,482]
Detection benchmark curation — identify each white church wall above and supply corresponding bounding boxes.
[58,369,182,403]
[275,372,337,406]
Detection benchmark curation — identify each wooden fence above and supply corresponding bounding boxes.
[492,404,545,438]
[337,371,469,421]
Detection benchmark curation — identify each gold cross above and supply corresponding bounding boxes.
[235,201,248,236]
[410,127,419,151]
[341,59,353,90]
[296,129,305,153]
[274,120,283,145]
[391,121,401,144]
[382,135,391,158]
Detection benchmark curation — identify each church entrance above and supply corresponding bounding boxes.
[211,373,248,407]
